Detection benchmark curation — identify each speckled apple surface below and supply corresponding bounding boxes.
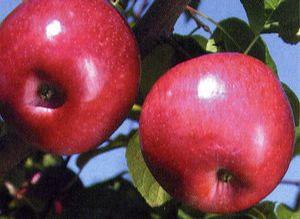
[139,53,294,213]
[0,0,140,155]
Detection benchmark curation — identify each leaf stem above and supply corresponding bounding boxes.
[244,34,260,54]
[281,180,300,187]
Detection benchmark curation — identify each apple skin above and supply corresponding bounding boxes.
[0,0,140,155]
[139,53,295,213]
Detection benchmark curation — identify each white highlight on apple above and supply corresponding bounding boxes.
[83,58,100,101]
[254,125,265,148]
[46,20,62,40]
[197,74,226,99]
[252,125,266,164]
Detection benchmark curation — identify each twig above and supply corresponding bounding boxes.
[188,11,212,35]
[281,180,300,187]
[135,0,149,19]
[186,5,242,51]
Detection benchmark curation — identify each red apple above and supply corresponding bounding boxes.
[139,53,295,213]
[0,0,140,155]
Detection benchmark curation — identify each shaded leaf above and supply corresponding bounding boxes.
[246,201,277,219]
[272,0,300,44]
[61,175,151,218]
[25,166,83,214]
[139,43,175,103]
[212,18,278,74]
[282,83,300,127]
[172,34,209,63]
[126,133,171,207]
[241,0,266,34]
[257,0,300,44]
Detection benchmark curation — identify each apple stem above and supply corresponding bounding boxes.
[217,168,233,183]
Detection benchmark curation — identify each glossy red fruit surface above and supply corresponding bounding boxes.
[139,53,294,213]
[0,0,140,155]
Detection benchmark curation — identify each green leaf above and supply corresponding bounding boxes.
[294,126,300,156]
[265,0,283,10]
[276,204,300,219]
[245,201,277,219]
[212,18,278,74]
[276,204,294,219]
[61,175,151,218]
[42,154,61,168]
[292,212,300,219]
[23,152,63,171]
[272,0,300,44]
[240,0,266,34]
[139,43,175,103]
[241,0,299,44]
[282,83,300,127]
[126,133,171,207]
[76,130,136,169]
[172,34,209,62]
[206,39,218,52]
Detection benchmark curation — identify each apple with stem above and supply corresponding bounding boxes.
[139,53,295,213]
[0,0,140,155]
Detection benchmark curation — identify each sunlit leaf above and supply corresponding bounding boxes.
[206,39,218,52]
[276,204,300,219]
[126,133,171,207]
[276,204,294,219]
[42,154,61,168]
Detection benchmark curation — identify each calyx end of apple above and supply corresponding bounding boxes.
[37,83,66,109]
[217,168,234,183]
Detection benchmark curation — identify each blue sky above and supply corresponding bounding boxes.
[1,0,299,208]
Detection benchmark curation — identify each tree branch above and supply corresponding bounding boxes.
[134,0,191,58]
[281,180,300,187]
[0,0,191,178]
